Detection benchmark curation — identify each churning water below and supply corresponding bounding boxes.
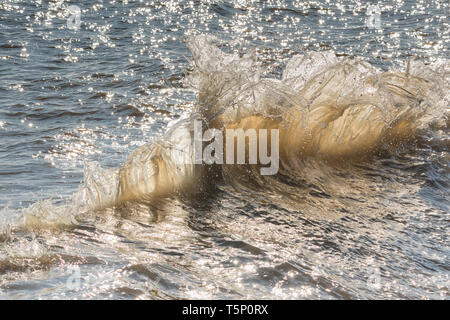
[0,0,449,299]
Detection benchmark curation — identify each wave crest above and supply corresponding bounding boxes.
[18,35,450,217]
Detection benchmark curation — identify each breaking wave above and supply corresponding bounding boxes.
[17,35,449,229]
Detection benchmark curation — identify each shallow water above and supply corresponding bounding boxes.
[0,0,449,299]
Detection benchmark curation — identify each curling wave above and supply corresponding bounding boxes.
[19,35,449,226]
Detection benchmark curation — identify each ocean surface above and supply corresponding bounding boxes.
[0,0,449,299]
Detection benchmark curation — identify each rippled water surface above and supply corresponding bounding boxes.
[0,0,449,299]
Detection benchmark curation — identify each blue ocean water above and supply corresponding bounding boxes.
[0,0,448,299]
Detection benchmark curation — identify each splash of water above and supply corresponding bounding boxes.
[16,35,449,228]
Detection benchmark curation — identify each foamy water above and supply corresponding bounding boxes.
[0,0,449,299]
